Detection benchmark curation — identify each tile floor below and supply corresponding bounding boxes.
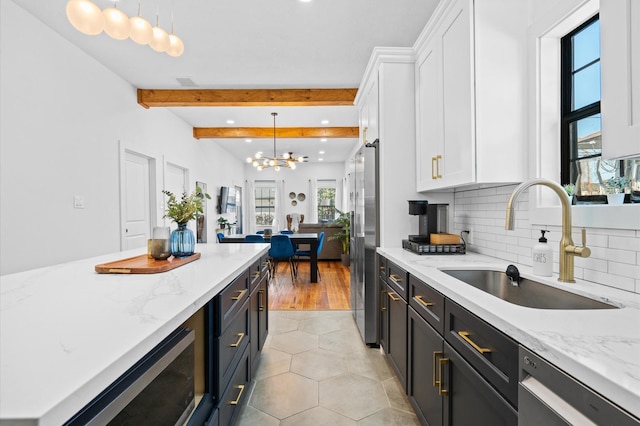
[237,310,420,425]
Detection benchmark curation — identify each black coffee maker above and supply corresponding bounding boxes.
[407,200,449,243]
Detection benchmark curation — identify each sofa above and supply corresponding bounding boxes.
[297,223,344,260]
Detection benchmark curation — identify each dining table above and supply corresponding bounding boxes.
[220,233,319,283]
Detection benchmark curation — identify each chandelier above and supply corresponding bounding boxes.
[65,0,184,57]
[247,113,307,171]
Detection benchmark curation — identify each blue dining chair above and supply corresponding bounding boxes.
[295,231,324,280]
[217,232,225,243]
[280,230,294,234]
[245,234,266,243]
[268,235,297,281]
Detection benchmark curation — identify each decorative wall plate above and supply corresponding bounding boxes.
[297,193,306,201]
[291,200,297,206]
[289,192,296,199]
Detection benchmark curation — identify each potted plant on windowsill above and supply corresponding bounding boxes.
[163,186,210,257]
[563,183,575,205]
[329,209,350,266]
[605,176,630,205]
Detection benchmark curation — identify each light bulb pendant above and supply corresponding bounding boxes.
[66,0,105,35]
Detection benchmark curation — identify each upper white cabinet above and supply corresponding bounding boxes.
[601,0,640,159]
[355,48,432,246]
[415,0,528,191]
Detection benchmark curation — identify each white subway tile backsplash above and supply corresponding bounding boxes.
[454,183,640,295]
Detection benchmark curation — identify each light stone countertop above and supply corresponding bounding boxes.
[0,243,269,426]
[377,247,640,419]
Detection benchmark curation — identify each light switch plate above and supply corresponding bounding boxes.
[73,195,85,209]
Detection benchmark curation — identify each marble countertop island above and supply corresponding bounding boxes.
[0,243,268,426]
[378,248,640,420]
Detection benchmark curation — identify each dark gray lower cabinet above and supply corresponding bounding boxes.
[443,341,517,425]
[386,287,407,389]
[379,279,388,351]
[249,272,268,378]
[408,307,443,426]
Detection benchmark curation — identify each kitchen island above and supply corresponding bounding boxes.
[0,243,269,426]
[378,248,640,420]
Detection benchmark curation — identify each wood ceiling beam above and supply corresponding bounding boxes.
[137,88,357,108]
[193,126,359,139]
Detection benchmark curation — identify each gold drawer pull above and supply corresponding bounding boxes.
[380,291,387,311]
[414,295,433,307]
[252,271,260,279]
[388,292,401,302]
[259,289,265,311]
[436,155,442,178]
[229,332,245,348]
[229,384,245,405]
[433,351,443,387]
[231,289,247,301]
[458,331,491,354]
[389,274,403,283]
[432,157,437,180]
[379,266,385,271]
[438,357,449,396]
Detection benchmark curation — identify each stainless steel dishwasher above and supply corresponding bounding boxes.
[518,346,639,426]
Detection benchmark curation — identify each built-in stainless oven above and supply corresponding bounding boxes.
[65,328,195,426]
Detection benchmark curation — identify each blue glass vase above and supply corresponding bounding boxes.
[170,222,195,257]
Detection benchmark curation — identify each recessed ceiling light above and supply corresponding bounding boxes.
[320,138,327,142]
[321,120,329,125]
[245,139,252,143]
[319,151,325,154]
[299,0,312,2]
[226,119,235,124]
[319,158,324,161]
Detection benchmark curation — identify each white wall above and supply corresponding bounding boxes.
[0,1,245,275]
[244,162,345,229]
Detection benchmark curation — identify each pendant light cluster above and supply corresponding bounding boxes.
[65,0,184,57]
[246,113,308,172]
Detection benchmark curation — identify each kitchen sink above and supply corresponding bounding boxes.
[440,269,618,310]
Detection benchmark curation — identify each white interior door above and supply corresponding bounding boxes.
[122,151,151,250]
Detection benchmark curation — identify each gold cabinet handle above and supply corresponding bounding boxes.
[414,295,433,307]
[432,157,437,180]
[433,351,443,387]
[231,289,247,301]
[229,332,245,348]
[438,357,449,396]
[229,384,245,405]
[388,292,401,302]
[380,291,387,311]
[258,289,265,311]
[379,265,385,271]
[436,154,442,178]
[252,271,260,279]
[363,126,368,144]
[458,331,491,354]
[389,274,403,283]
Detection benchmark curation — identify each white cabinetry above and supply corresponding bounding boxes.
[601,0,640,159]
[415,0,527,191]
[355,48,433,247]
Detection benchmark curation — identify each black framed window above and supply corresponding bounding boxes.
[561,15,609,200]
[317,181,336,222]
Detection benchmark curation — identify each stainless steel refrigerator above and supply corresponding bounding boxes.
[350,140,380,346]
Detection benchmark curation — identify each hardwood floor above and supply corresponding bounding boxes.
[268,260,351,310]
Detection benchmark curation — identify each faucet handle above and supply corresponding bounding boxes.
[577,228,591,258]
[581,228,587,247]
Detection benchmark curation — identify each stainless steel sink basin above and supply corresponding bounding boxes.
[441,269,618,310]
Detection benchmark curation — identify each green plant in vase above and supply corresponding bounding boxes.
[329,209,350,266]
[163,186,211,257]
[563,183,575,196]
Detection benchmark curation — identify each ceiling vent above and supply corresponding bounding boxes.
[176,77,197,87]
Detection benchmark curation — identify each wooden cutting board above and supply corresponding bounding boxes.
[430,233,461,245]
[95,253,201,274]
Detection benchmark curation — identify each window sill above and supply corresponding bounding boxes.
[531,203,640,230]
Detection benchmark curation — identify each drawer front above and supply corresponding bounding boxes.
[387,261,408,301]
[378,255,387,280]
[444,299,518,407]
[249,259,262,292]
[409,275,445,335]
[260,254,270,279]
[217,269,250,335]
[218,346,251,426]
[216,301,250,398]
